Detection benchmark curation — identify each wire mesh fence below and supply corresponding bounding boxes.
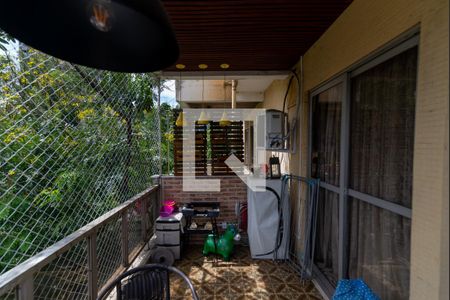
[127,206,144,257]
[0,38,163,278]
[0,185,160,300]
[0,288,14,300]
[96,218,123,289]
[34,240,89,300]
[146,192,160,234]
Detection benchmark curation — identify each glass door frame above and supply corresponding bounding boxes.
[308,32,419,298]
[308,73,349,297]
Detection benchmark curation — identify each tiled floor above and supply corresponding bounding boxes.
[170,246,323,300]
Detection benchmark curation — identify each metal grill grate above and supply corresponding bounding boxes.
[0,39,162,277]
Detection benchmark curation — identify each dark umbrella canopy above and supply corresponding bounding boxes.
[0,0,179,73]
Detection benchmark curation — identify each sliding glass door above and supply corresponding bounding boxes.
[310,35,418,299]
[311,81,343,288]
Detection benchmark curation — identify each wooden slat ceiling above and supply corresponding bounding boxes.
[162,0,352,72]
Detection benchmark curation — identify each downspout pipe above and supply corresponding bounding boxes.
[231,80,237,109]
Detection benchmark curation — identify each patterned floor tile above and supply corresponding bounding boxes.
[171,246,323,299]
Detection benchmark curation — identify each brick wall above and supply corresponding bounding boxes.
[161,176,247,243]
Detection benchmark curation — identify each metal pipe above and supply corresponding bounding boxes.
[231,80,237,109]
[297,56,303,165]
[157,78,162,176]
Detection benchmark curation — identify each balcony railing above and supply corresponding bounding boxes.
[0,185,160,300]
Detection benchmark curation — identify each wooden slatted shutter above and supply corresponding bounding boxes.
[173,112,207,176]
[210,121,244,175]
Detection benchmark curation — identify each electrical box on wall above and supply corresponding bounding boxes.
[256,109,288,151]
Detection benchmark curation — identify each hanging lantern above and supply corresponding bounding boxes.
[219,111,231,127]
[175,111,186,127]
[269,156,281,179]
[197,110,210,125]
[0,0,179,72]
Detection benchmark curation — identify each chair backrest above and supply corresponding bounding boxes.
[97,264,199,300]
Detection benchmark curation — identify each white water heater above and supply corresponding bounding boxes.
[256,109,287,150]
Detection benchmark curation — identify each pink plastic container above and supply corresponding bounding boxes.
[160,205,175,217]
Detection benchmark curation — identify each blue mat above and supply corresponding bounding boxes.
[332,279,380,300]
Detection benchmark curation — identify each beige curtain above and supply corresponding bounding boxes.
[348,46,417,300]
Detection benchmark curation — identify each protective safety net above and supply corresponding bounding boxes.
[0,40,163,275]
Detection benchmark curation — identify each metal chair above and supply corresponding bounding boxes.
[97,264,199,300]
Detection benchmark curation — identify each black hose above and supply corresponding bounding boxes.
[282,69,300,116]
[254,186,283,258]
[281,69,300,142]
[282,75,294,117]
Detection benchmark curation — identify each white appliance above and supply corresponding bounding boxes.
[247,177,290,259]
[256,109,287,150]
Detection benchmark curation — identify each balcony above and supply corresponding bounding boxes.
[0,0,449,299]
[0,43,321,299]
[0,179,323,299]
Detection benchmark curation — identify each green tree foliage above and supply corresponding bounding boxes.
[0,39,173,273]
[159,102,175,174]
